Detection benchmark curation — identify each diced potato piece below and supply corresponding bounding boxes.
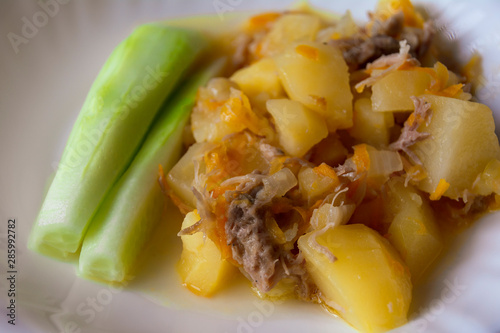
[372,70,432,112]
[274,41,353,130]
[385,180,443,281]
[298,224,412,333]
[167,142,216,209]
[230,58,285,110]
[267,99,328,157]
[260,13,321,57]
[316,11,358,43]
[178,211,236,297]
[410,95,500,199]
[298,164,339,204]
[349,97,395,147]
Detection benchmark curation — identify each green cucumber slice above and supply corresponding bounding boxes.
[78,58,225,282]
[29,24,208,259]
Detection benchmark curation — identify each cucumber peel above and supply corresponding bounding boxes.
[78,58,225,283]
[29,24,208,260]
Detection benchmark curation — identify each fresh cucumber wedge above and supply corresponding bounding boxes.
[78,58,226,283]
[29,24,208,260]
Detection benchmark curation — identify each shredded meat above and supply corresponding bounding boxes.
[333,12,405,70]
[224,174,315,298]
[354,40,420,91]
[390,96,432,164]
[221,171,266,194]
[332,35,401,70]
[226,187,280,292]
[370,10,405,37]
[401,21,435,59]
[332,11,434,71]
[366,40,413,69]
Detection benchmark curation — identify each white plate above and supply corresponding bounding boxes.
[1,1,500,332]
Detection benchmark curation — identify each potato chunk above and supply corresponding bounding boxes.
[274,41,353,130]
[259,13,321,57]
[266,99,328,157]
[298,224,412,333]
[371,70,432,112]
[298,164,340,205]
[167,142,216,209]
[230,58,285,110]
[349,97,394,147]
[178,211,236,297]
[385,180,443,281]
[411,95,500,199]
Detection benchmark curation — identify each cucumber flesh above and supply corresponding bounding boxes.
[29,24,208,260]
[78,58,226,283]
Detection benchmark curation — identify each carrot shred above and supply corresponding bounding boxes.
[295,44,319,61]
[412,62,467,97]
[429,178,450,201]
[214,197,234,262]
[246,12,281,32]
[219,90,268,136]
[405,112,416,127]
[313,163,340,187]
[426,83,464,98]
[158,164,168,194]
[352,144,371,173]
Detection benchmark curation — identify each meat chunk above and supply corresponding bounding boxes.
[401,21,435,59]
[226,189,280,292]
[370,10,405,37]
[334,35,401,70]
[224,172,315,298]
[354,40,419,92]
[331,10,434,70]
